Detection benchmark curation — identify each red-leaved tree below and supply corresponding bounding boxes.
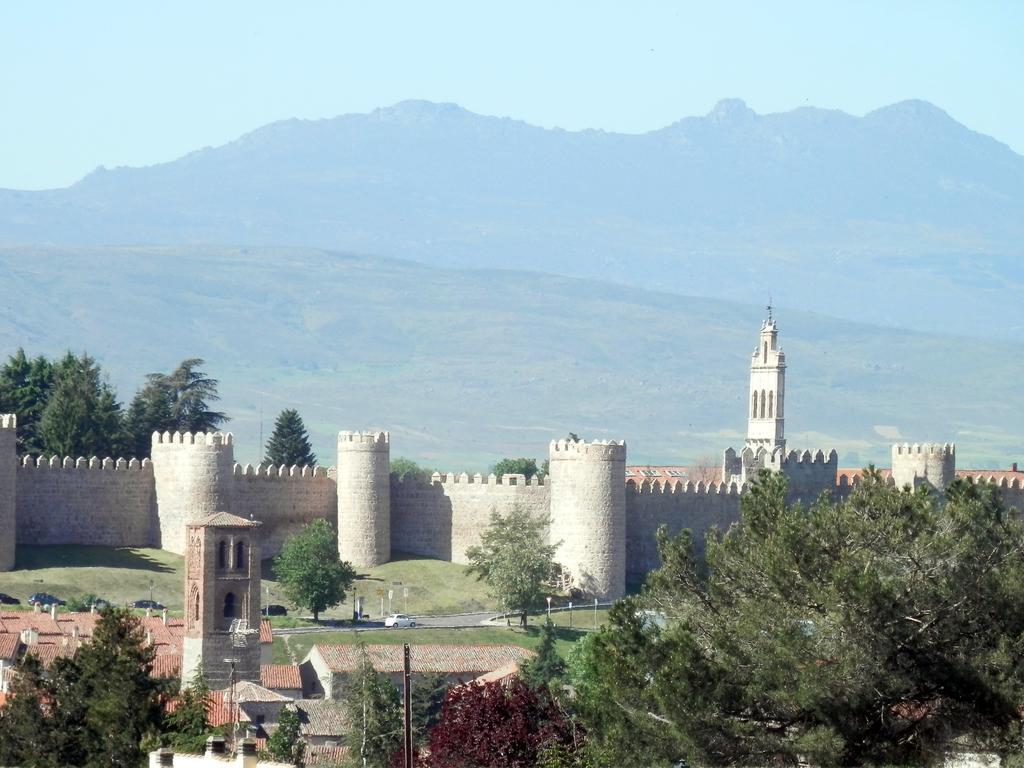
[410,678,584,768]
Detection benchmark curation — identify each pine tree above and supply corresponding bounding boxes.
[266,706,305,765]
[521,620,566,690]
[264,408,317,467]
[0,654,59,767]
[0,348,54,454]
[123,373,174,458]
[163,358,227,433]
[37,352,124,458]
[163,666,213,752]
[343,642,402,768]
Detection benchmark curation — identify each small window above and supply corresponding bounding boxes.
[751,392,758,418]
[768,391,774,419]
[217,541,227,569]
[667,470,686,477]
[763,341,768,361]
[235,540,245,570]
[640,469,661,478]
[223,592,236,619]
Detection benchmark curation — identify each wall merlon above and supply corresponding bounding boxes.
[151,430,234,447]
[549,438,626,460]
[337,430,389,449]
[231,462,331,481]
[18,455,153,472]
[893,442,956,457]
[0,414,16,430]
[428,471,545,487]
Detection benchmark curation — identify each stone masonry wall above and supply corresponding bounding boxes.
[0,415,16,570]
[625,480,742,585]
[16,456,156,547]
[231,464,336,557]
[390,473,549,563]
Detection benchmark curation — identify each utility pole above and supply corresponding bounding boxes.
[403,643,413,768]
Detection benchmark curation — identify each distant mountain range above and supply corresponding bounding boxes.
[1,99,1022,339]
[0,246,1019,471]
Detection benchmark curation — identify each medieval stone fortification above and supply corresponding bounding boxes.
[1,318,1021,599]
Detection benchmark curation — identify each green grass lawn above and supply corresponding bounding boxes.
[274,624,591,665]
[0,546,496,617]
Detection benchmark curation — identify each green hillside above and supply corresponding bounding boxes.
[0,246,1019,470]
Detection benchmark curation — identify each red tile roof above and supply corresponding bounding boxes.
[294,699,349,737]
[308,643,535,674]
[306,744,349,765]
[261,664,301,691]
[259,620,273,645]
[0,633,19,661]
[625,465,723,485]
[151,653,182,679]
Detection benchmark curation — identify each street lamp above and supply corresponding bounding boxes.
[546,596,552,620]
[149,578,154,603]
[568,601,573,629]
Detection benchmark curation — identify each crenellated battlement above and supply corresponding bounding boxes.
[627,478,745,496]
[960,474,1023,491]
[233,463,331,479]
[19,456,152,471]
[0,414,16,430]
[338,430,389,449]
[777,448,839,469]
[427,471,546,487]
[549,439,626,460]
[151,431,234,447]
[893,442,955,457]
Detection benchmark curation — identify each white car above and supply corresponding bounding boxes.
[384,613,416,628]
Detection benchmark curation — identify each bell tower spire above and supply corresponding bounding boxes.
[745,312,786,454]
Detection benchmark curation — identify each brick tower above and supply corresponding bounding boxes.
[181,512,262,690]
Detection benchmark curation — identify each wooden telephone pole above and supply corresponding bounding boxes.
[403,643,413,768]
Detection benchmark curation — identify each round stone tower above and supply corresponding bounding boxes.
[0,414,16,571]
[891,442,956,492]
[337,431,390,568]
[548,438,626,600]
[151,431,235,554]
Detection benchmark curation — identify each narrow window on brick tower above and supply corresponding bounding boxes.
[235,540,245,570]
[217,541,227,569]
[768,391,774,418]
[760,390,766,419]
[752,392,758,418]
[224,592,236,619]
[763,341,768,362]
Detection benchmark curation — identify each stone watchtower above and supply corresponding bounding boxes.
[891,443,956,492]
[548,439,627,600]
[151,431,235,555]
[746,314,786,455]
[181,513,262,690]
[337,431,390,568]
[0,415,16,571]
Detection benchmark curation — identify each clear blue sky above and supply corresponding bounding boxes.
[2,1,1021,189]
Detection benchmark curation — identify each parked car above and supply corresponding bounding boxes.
[0,593,20,605]
[263,604,288,616]
[130,599,165,610]
[28,592,65,607]
[384,613,416,628]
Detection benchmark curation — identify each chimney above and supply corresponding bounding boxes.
[1013,462,1019,473]
[237,738,258,768]
[72,625,80,640]
[156,747,174,766]
[20,628,38,646]
[205,735,227,756]
[90,603,97,614]
[50,604,57,620]
[146,607,152,618]
[162,608,169,625]
[145,629,153,647]
[33,602,40,613]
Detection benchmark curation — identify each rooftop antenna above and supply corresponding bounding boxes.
[224,618,258,755]
[766,297,774,322]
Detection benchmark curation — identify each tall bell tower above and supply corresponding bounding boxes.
[746,307,786,454]
[181,512,262,690]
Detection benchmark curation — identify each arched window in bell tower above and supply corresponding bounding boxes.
[217,541,227,569]
[751,392,758,418]
[235,540,245,570]
[223,592,236,619]
[768,391,774,419]
[760,390,766,419]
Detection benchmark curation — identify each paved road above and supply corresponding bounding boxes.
[273,612,501,635]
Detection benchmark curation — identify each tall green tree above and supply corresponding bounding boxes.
[37,352,124,458]
[467,506,560,627]
[491,457,542,480]
[575,470,1024,767]
[343,642,402,768]
[0,655,57,767]
[521,620,566,691]
[274,519,356,622]
[0,348,54,454]
[264,408,317,467]
[163,358,227,433]
[266,706,305,765]
[162,666,213,753]
[123,372,174,458]
[390,457,433,483]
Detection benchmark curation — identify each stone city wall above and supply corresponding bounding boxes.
[230,463,336,557]
[16,456,157,547]
[390,472,549,563]
[625,479,743,584]
[0,415,18,570]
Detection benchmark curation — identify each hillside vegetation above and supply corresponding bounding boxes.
[0,246,1019,470]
